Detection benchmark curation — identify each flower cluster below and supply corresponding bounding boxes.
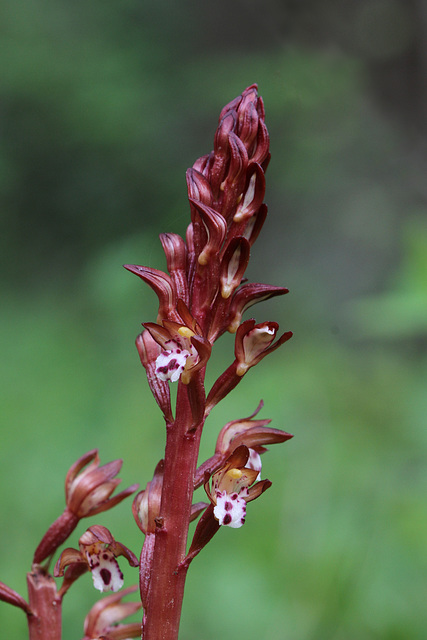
[126,84,292,424]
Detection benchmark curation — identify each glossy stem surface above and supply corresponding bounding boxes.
[142,376,205,640]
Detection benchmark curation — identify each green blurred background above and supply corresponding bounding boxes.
[1,0,427,638]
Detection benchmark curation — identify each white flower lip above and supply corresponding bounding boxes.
[154,338,198,383]
[87,549,124,593]
[213,490,247,528]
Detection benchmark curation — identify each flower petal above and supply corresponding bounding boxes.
[213,490,247,528]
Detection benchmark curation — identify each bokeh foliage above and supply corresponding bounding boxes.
[1,1,427,638]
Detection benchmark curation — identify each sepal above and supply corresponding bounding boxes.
[136,331,173,422]
[132,460,164,534]
[228,283,289,333]
[123,264,178,323]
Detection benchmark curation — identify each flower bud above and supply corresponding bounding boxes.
[219,237,250,300]
[136,331,173,422]
[188,199,227,266]
[33,451,137,565]
[235,319,293,376]
[82,585,141,640]
[132,460,164,534]
[65,451,137,519]
[186,168,213,207]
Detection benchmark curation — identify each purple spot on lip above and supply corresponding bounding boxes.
[168,359,178,370]
[223,514,232,525]
[224,501,232,511]
[100,568,112,585]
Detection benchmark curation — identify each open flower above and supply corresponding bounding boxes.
[185,443,273,565]
[144,300,211,385]
[204,445,271,528]
[55,525,138,593]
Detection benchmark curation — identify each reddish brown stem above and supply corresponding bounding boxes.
[33,508,79,565]
[27,568,62,640]
[141,375,205,640]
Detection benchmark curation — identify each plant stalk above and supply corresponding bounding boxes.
[141,376,205,640]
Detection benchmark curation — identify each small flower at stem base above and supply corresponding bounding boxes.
[132,460,164,535]
[55,526,138,593]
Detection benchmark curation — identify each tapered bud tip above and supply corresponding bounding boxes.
[66,450,136,518]
[83,585,141,639]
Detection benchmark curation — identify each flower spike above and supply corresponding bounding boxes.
[123,85,293,638]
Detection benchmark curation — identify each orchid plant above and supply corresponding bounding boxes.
[0,84,293,640]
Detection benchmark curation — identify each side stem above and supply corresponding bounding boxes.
[27,567,62,640]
